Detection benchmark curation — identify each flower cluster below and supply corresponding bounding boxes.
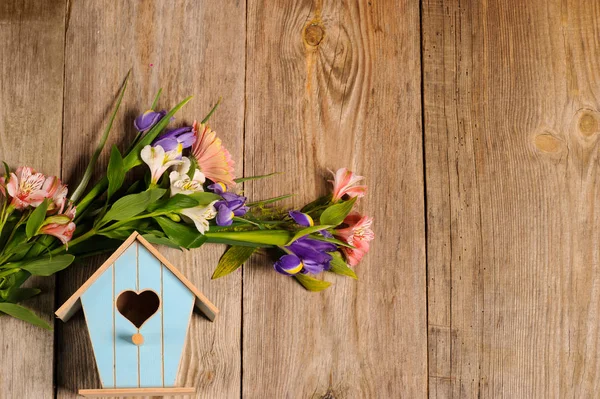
[272,169,374,276]
[0,86,374,328]
[0,167,76,246]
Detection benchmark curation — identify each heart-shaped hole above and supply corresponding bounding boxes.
[116,290,160,329]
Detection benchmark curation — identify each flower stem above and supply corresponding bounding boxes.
[50,229,97,256]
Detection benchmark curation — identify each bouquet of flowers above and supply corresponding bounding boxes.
[0,77,374,328]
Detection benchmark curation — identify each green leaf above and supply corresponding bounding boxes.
[141,233,182,250]
[151,88,163,109]
[147,194,199,213]
[247,194,294,207]
[18,254,75,276]
[26,199,49,239]
[99,228,136,240]
[0,303,51,330]
[294,273,332,292]
[123,96,193,171]
[310,234,355,249]
[328,251,357,279]
[201,97,221,124]
[319,197,357,226]
[287,225,333,245]
[212,246,256,279]
[107,145,125,200]
[0,287,41,303]
[70,71,130,202]
[234,172,281,184]
[155,216,207,248]
[186,156,200,179]
[205,230,293,246]
[3,227,28,254]
[187,192,221,205]
[2,161,10,179]
[300,195,331,213]
[102,188,166,222]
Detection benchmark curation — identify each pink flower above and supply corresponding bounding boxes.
[5,167,49,210]
[334,213,374,267]
[328,168,367,202]
[191,121,236,187]
[41,176,68,213]
[39,203,77,247]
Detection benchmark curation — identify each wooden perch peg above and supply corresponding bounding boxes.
[132,333,144,346]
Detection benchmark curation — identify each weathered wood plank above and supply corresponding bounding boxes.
[423,0,600,397]
[244,0,426,397]
[57,1,245,398]
[0,1,66,398]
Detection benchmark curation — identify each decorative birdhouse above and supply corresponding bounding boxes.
[55,232,218,397]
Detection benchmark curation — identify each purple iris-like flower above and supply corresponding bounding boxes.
[153,126,197,152]
[289,210,333,238]
[214,192,249,226]
[274,254,303,275]
[134,110,166,132]
[289,210,314,227]
[208,182,228,195]
[275,236,337,275]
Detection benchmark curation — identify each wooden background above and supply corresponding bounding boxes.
[0,0,598,398]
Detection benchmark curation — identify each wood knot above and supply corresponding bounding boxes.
[578,112,599,136]
[534,133,562,153]
[304,23,325,47]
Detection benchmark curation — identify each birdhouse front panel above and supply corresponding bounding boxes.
[80,241,195,389]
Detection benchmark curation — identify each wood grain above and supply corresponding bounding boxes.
[0,1,66,398]
[423,0,600,397]
[243,0,427,397]
[57,1,245,398]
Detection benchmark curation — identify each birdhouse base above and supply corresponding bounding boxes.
[78,387,196,397]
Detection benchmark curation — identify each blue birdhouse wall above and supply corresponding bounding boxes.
[55,232,218,392]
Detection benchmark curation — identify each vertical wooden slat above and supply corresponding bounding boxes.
[137,245,163,387]
[243,0,426,397]
[81,265,115,388]
[0,1,66,398]
[423,0,600,396]
[114,244,138,388]
[57,1,246,397]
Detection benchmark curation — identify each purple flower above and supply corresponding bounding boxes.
[289,210,333,238]
[214,192,249,226]
[208,182,228,195]
[274,254,303,275]
[134,110,166,132]
[289,210,314,227]
[274,236,337,275]
[153,126,196,152]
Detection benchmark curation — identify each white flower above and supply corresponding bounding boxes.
[141,145,185,184]
[169,158,206,197]
[180,201,217,234]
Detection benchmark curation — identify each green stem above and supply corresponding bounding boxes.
[0,212,27,259]
[74,177,108,223]
[0,268,20,278]
[50,229,97,256]
[98,211,168,233]
[232,217,263,229]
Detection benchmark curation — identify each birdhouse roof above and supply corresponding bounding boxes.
[55,232,218,323]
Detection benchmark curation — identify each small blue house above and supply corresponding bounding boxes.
[56,232,218,397]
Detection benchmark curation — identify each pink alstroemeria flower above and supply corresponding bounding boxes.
[42,176,68,213]
[334,212,374,267]
[5,167,49,210]
[191,121,236,187]
[39,203,77,247]
[328,168,367,202]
